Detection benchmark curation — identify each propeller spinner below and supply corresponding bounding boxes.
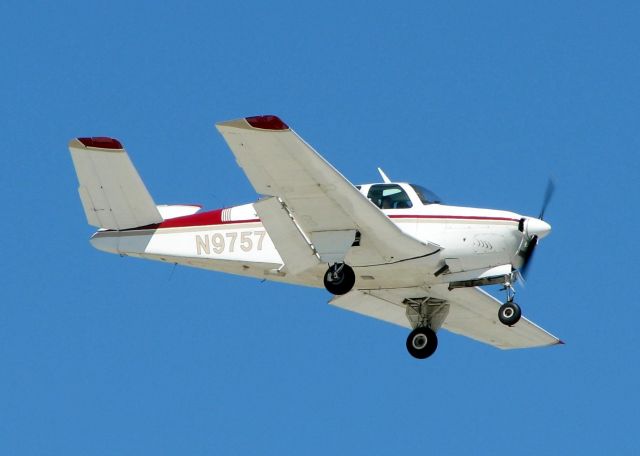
[519,179,555,279]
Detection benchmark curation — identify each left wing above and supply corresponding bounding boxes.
[215,115,440,269]
[331,286,561,349]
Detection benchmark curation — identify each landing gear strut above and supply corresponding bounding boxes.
[323,263,355,295]
[406,327,438,359]
[498,278,522,326]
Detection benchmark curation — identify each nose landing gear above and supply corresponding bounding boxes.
[498,278,522,326]
[323,263,355,295]
[498,301,522,326]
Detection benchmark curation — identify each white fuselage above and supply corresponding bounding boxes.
[90,183,546,291]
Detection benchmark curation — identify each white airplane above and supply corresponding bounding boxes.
[69,115,562,359]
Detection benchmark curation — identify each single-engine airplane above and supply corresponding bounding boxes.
[69,115,561,359]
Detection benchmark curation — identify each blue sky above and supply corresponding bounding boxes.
[2,1,639,454]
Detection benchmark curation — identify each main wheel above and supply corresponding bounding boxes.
[323,263,355,295]
[498,301,522,326]
[406,327,438,359]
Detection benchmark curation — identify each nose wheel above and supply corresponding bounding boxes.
[498,301,522,326]
[406,327,438,359]
[323,263,355,295]
[498,277,522,326]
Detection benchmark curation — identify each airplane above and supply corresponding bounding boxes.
[69,114,562,359]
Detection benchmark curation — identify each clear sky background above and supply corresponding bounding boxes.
[1,1,639,454]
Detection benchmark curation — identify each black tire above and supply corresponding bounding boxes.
[323,264,356,295]
[498,301,522,326]
[406,327,438,359]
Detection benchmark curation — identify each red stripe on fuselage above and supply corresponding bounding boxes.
[123,208,259,231]
[121,208,519,232]
[389,214,520,222]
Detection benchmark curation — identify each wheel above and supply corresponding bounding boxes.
[323,263,355,295]
[498,301,522,326]
[406,327,438,359]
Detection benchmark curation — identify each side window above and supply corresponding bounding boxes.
[367,184,413,209]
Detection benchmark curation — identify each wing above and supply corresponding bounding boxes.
[215,115,440,270]
[331,286,561,349]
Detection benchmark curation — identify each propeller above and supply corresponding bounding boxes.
[519,235,538,280]
[519,178,555,281]
[538,178,555,220]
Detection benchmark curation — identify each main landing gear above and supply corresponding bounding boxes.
[406,327,438,359]
[323,263,355,295]
[499,280,522,326]
[404,297,445,359]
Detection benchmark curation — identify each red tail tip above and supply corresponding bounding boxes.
[78,137,123,149]
[245,115,289,130]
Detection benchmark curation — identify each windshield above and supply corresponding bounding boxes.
[410,184,442,205]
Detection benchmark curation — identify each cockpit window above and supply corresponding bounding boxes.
[410,184,442,205]
[367,184,413,209]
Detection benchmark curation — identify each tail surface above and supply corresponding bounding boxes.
[69,137,163,230]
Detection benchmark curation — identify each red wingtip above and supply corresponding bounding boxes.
[78,137,123,149]
[245,115,289,130]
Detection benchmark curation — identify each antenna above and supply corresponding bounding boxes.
[377,167,392,183]
[168,262,178,281]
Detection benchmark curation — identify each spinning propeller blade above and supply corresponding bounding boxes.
[538,178,555,220]
[520,178,555,281]
[519,235,538,280]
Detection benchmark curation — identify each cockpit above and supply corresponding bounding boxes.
[356,183,442,209]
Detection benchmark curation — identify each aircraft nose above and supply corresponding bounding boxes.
[525,217,552,239]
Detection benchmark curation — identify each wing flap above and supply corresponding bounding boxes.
[330,291,411,328]
[254,197,320,274]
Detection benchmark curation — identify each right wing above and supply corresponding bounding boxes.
[69,137,163,230]
[215,115,441,270]
[331,285,561,350]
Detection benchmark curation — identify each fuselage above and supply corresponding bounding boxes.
[90,182,550,291]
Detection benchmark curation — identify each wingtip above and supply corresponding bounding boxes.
[70,137,123,150]
[216,115,289,131]
[245,115,289,130]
